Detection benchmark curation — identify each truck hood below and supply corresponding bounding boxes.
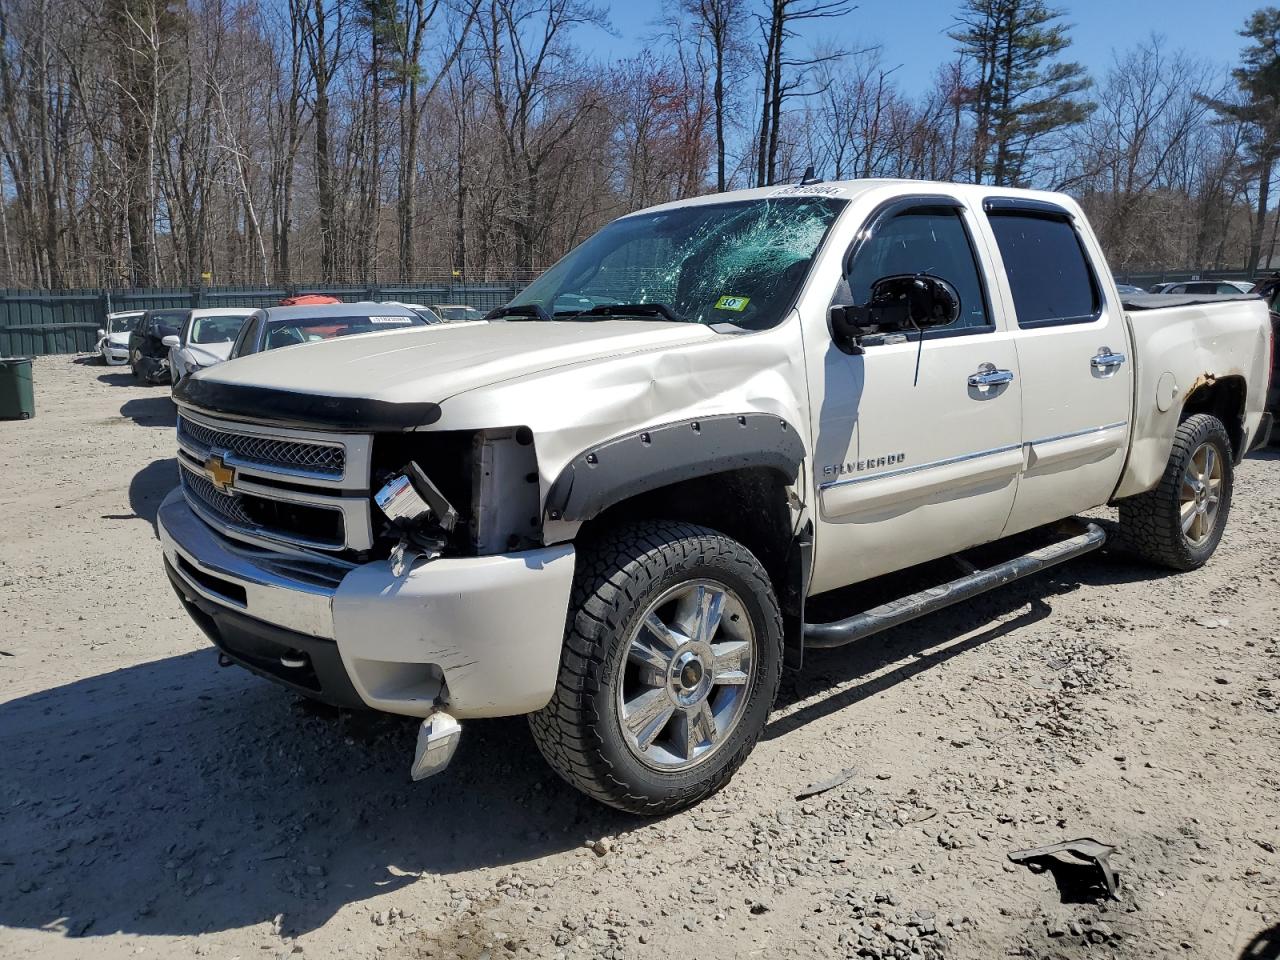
[194,321,718,405]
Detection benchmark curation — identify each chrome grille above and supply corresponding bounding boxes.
[181,464,254,528]
[178,416,345,476]
[179,462,346,549]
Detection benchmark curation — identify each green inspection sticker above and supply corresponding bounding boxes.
[714,295,750,312]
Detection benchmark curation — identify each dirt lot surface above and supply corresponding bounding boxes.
[1,354,1278,960]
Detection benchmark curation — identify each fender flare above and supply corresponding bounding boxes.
[544,413,807,523]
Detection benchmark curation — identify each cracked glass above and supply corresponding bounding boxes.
[510,196,848,330]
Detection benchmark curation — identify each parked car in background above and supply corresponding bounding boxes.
[165,308,255,386]
[380,301,443,324]
[226,303,430,360]
[1155,280,1256,296]
[1114,283,1146,296]
[129,309,192,384]
[430,304,485,322]
[96,310,145,365]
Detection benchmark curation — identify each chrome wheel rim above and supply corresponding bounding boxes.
[1180,441,1224,546]
[615,579,756,771]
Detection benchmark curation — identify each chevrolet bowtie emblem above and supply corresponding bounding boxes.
[204,453,235,494]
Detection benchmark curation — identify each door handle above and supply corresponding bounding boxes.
[1092,347,1127,370]
[968,363,1015,388]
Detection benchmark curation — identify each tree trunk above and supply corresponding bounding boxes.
[1249,154,1273,274]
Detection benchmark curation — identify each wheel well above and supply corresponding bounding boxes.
[584,467,796,606]
[1181,374,1246,458]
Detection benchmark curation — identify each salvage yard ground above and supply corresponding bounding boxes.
[1,354,1278,960]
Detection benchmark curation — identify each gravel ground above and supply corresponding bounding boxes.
[1,354,1278,960]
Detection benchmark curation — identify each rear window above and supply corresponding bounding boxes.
[261,314,425,352]
[988,213,1100,327]
[190,315,247,344]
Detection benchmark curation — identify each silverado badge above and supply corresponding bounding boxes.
[203,453,236,494]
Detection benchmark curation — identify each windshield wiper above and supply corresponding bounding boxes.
[555,303,686,322]
[488,304,552,322]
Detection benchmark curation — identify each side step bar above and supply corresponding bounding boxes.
[803,521,1106,649]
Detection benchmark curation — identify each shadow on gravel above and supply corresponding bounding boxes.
[771,547,1165,739]
[0,650,625,941]
[119,395,175,427]
[96,372,135,387]
[128,458,177,530]
[1241,924,1280,960]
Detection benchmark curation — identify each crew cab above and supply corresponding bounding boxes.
[159,180,1273,814]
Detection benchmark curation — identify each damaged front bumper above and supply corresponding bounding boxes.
[158,488,577,722]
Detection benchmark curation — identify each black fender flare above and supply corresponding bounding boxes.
[544,413,807,523]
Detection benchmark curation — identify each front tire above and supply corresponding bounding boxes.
[529,521,783,815]
[1117,413,1233,571]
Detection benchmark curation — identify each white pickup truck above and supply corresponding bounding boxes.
[160,180,1273,814]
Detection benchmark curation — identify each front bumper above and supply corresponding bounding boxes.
[158,489,577,718]
[102,346,129,364]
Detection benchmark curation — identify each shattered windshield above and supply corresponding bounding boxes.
[509,196,847,330]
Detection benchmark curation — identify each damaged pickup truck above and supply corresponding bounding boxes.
[160,180,1273,814]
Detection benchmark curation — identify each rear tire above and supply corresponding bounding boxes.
[529,521,783,815]
[1117,413,1233,571]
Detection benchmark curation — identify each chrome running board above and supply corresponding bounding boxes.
[803,521,1106,649]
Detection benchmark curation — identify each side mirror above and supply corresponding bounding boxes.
[162,335,180,348]
[830,273,960,353]
[96,328,106,338]
[869,274,960,328]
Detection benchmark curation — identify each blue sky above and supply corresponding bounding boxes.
[581,0,1261,95]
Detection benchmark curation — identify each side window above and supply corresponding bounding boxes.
[846,205,991,332]
[230,318,259,358]
[988,212,1100,326]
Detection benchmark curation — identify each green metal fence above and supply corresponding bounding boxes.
[0,282,525,357]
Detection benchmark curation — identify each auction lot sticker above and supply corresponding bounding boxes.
[715,296,750,312]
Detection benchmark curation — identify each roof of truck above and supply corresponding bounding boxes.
[629,178,1080,218]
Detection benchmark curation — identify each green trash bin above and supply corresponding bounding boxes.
[0,357,35,420]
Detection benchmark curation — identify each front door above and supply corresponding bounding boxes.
[981,202,1133,536]
[810,197,1023,595]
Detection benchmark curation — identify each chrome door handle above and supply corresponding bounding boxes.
[1092,347,1127,370]
[968,363,1015,388]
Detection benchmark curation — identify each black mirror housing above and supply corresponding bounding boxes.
[869,274,960,329]
[830,273,960,353]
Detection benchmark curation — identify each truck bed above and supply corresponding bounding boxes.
[1115,294,1272,499]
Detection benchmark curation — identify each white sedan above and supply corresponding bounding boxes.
[96,311,145,365]
[165,308,255,385]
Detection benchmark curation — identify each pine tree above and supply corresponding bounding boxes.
[951,0,1092,186]
[1201,7,1280,273]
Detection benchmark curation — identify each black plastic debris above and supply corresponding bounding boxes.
[1007,837,1120,901]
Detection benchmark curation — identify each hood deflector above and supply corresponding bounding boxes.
[173,377,442,432]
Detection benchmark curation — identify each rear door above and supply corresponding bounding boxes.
[981,199,1132,536]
